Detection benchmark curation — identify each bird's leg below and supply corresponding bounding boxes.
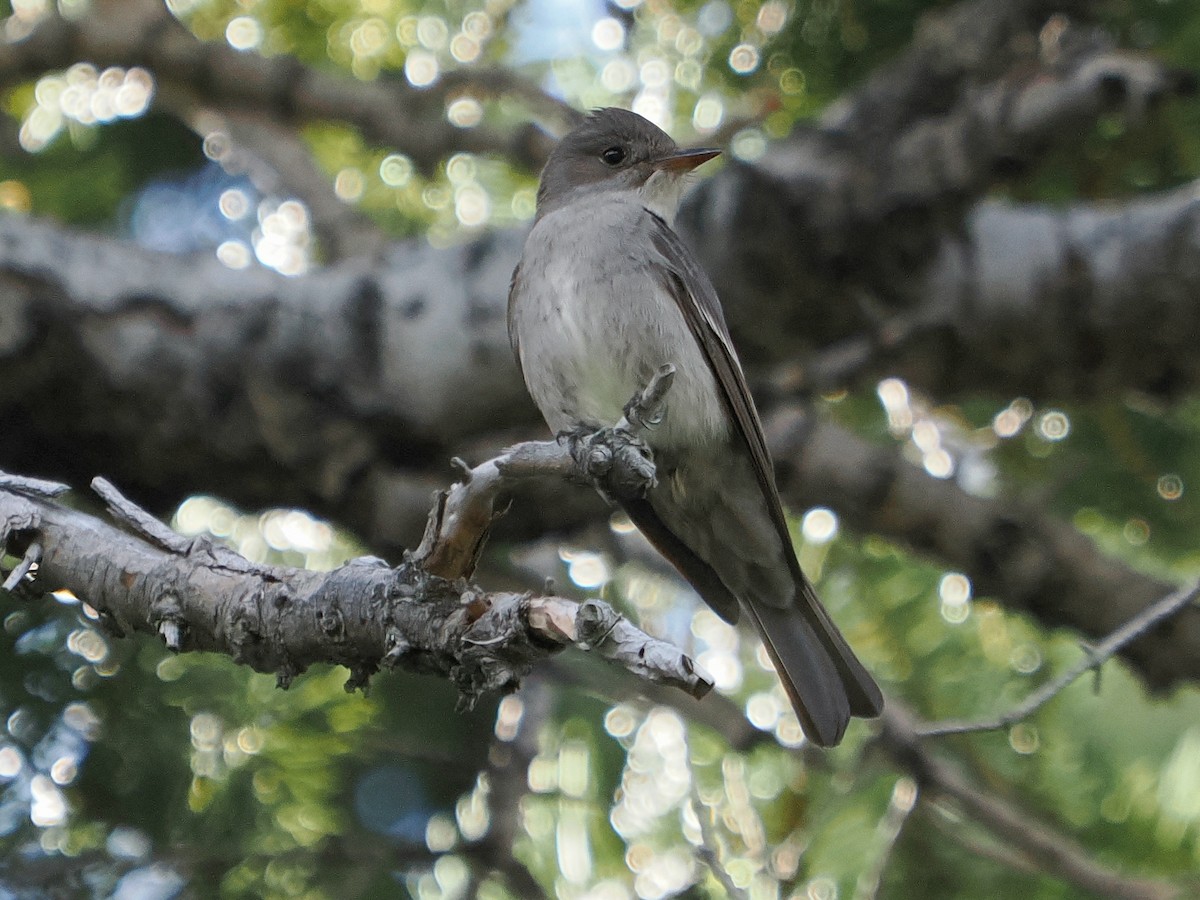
[623,363,675,430]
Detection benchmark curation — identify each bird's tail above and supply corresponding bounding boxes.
[741,576,882,748]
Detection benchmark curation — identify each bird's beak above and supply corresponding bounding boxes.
[653,147,721,173]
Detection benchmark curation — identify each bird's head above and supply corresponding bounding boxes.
[536,107,719,223]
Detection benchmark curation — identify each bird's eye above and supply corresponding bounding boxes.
[601,146,626,166]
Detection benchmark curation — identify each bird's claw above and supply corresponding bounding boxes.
[560,424,657,500]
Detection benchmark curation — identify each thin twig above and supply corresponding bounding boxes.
[91,476,192,554]
[527,597,712,699]
[0,472,69,498]
[879,705,1180,900]
[918,580,1200,737]
[689,784,749,900]
[1,540,41,592]
[619,363,676,431]
[854,777,920,900]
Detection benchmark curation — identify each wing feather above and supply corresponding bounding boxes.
[646,211,882,719]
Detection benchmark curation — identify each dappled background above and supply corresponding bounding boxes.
[1,0,1200,898]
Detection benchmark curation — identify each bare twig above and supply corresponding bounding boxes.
[92,475,192,553]
[1,540,40,592]
[854,777,920,900]
[0,472,69,498]
[922,801,1043,877]
[689,784,749,900]
[917,581,1200,737]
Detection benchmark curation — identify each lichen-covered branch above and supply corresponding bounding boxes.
[0,471,712,707]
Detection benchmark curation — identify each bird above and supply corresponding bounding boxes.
[507,107,882,747]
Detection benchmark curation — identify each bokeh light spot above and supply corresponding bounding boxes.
[780,67,806,95]
[757,1,788,35]
[379,154,414,187]
[417,16,449,49]
[1123,517,1150,546]
[601,59,638,92]
[216,240,252,270]
[801,508,838,544]
[592,17,625,51]
[405,50,439,87]
[1009,723,1040,754]
[692,94,724,132]
[730,128,766,161]
[0,180,32,212]
[1157,473,1183,501]
[640,59,670,88]
[218,188,249,220]
[225,16,263,51]
[745,692,781,730]
[334,168,365,202]
[450,34,481,63]
[0,745,23,779]
[728,43,760,74]
[447,97,483,128]
[1037,410,1070,441]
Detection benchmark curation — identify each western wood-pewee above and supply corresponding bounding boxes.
[508,108,882,746]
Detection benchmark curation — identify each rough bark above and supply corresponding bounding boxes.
[0,471,710,704]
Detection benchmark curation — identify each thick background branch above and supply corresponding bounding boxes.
[0,5,569,174]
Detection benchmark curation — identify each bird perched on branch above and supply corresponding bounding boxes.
[508,107,882,746]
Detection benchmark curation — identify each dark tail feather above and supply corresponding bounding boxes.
[743,578,883,748]
[742,599,850,747]
[622,497,882,746]
[790,575,884,720]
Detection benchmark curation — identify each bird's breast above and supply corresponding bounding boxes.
[512,202,728,450]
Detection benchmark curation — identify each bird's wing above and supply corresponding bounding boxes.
[645,213,789,553]
[646,211,882,722]
[506,261,524,379]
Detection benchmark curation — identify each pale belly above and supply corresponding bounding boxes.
[512,213,728,452]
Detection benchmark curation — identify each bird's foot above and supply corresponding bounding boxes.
[559,424,657,500]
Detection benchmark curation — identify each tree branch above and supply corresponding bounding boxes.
[0,469,712,706]
[3,205,1199,689]
[917,580,1200,736]
[0,6,568,174]
[412,364,674,579]
[677,4,1194,374]
[878,705,1181,900]
[766,406,1200,692]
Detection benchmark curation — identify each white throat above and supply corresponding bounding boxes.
[637,169,687,224]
